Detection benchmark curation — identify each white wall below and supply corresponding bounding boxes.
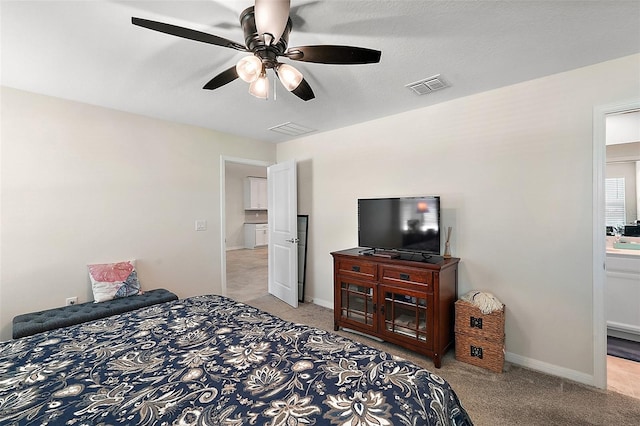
[0,87,276,341]
[224,169,246,250]
[277,54,640,382]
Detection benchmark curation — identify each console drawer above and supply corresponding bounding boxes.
[380,265,432,290]
[336,259,377,281]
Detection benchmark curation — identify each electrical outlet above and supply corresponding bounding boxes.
[66,297,77,306]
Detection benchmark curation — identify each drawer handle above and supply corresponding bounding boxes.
[399,273,410,280]
[351,265,361,272]
[470,316,483,329]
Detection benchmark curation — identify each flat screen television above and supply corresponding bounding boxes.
[358,196,441,255]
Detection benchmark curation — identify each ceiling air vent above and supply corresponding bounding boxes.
[406,74,449,95]
[269,122,316,136]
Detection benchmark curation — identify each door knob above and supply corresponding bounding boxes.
[286,238,300,243]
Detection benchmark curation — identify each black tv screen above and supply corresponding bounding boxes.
[358,196,441,254]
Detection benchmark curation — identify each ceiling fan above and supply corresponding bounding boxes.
[131,0,381,101]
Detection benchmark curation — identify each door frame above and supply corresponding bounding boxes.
[592,99,640,389]
[220,156,272,297]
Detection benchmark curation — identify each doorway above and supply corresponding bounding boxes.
[593,101,640,396]
[604,109,640,399]
[220,157,270,302]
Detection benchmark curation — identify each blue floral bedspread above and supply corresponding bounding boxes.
[0,295,472,425]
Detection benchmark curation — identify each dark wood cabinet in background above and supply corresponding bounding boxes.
[332,248,460,368]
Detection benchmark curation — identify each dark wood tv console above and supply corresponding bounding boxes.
[331,248,460,368]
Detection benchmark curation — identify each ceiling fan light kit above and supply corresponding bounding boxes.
[236,55,263,83]
[276,63,303,91]
[131,0,381,102]
[249,72,270,100]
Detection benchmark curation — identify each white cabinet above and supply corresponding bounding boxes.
[606,252,640,340]
[244,223,268,249]
[244,177,267,210]
[255,224,268,247]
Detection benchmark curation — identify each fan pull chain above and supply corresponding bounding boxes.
[273,72,277,101]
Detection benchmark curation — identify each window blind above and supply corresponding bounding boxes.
[605,177,626,227]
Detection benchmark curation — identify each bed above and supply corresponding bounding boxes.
[0,295,472,425]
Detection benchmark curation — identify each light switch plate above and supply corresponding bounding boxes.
[195,220,207,231]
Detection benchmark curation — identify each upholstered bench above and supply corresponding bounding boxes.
[12,288,178,339]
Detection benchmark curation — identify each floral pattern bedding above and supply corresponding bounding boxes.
[0,295,472,425]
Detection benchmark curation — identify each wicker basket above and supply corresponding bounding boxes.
[455,332,505,373]
[455,299,505,340]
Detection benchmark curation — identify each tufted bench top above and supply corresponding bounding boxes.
[12,288,178,339]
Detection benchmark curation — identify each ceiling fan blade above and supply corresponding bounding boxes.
[203,66,239,90]
[286,45,381,65]
[291,78,315,101]
[254,0,291,44]
[132,17,247,51]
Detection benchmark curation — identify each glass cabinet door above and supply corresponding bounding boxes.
[381,286,432,346]
[338,280,376,330]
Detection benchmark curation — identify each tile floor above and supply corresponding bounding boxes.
[225,247,268,302]
[226,246,640,401]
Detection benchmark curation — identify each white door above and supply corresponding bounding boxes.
[267,160,298,307]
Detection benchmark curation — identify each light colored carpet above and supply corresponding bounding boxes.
[226,247,640,425]
[246,294,640,426]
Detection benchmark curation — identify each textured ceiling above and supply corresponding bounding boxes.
[2,1,640,143]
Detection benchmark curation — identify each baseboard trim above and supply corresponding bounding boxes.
[310,297,332,310]
[505,351,594,387]
[607,321,640,337]
[607,328,640,343]
[315,299,596,386]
